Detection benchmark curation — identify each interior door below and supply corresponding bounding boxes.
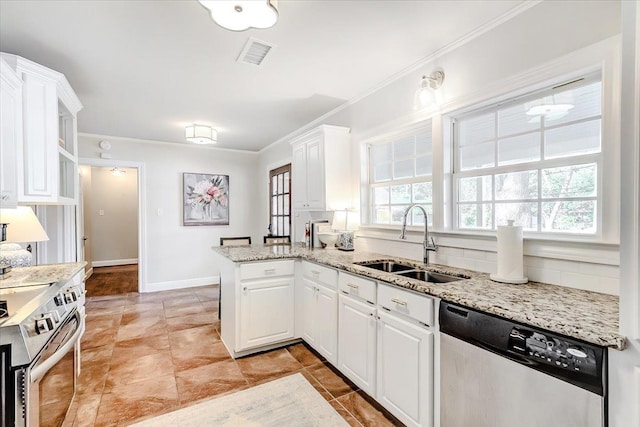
[77,170,91,276]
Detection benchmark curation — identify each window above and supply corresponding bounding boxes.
[269,164,291,236]
[453,76,601,234]
[368,122,433,226]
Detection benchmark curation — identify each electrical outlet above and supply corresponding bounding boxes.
[99,210,105,216]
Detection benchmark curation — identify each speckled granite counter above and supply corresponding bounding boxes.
[213,245,625,350]
[0,262,86,289]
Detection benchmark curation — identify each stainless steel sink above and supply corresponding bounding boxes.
[355,260,416,273]
[396,270,463,283]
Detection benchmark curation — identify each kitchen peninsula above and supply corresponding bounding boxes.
[213,244,624,350]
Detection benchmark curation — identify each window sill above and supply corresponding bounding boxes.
[357,225,620,266]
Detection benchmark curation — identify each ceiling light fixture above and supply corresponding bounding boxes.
[185,124,218,145]
[414,70,445,109]
[110,167,126,176]
[198,0,279,32]
[525,95,574,121]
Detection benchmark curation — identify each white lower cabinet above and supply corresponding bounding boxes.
[215,258,296,356]
[337,292,377,396]
[238,276,295,350]
[377,309,434,427]
[302,277,338,364]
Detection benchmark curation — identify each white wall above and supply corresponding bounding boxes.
[258,0,622,294]
[79,134,259,292]
[609,1,640,426]
[86,165,138,266]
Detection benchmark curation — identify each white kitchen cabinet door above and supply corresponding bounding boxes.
[291,142,307,210]
[377,310,434,427]
[238,277,295,351]
[0,59,21,209]
[304,138,325,210]
[338,293,376,395]
[301,277,338,364]
[20,72,58,202]
[301,277,317,346]
[315,284,338,364]
[290,125,350,212]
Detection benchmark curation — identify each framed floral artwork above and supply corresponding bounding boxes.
[183,173,229,226]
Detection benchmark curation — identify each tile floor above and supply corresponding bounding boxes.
[63,285,401,426]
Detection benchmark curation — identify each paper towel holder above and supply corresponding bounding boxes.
[490,220,529,284]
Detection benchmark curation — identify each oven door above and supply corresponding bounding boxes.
[23,310,85,427]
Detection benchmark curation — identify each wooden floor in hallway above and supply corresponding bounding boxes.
[85,265,139,297]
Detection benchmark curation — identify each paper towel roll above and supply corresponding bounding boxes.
[490,221,528,284]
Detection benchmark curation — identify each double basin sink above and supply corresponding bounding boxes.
[355,260,465,284]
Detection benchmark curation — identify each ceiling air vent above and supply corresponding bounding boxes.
[237,37,275,67]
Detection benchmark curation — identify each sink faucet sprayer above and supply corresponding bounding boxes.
[399,204,437,265]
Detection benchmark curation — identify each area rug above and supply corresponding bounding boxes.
[128,373,349,426]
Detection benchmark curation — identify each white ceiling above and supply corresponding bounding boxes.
[0,0,525,151]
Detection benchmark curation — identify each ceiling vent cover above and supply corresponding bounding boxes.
[237,37,275,66]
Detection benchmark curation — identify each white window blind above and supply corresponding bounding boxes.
[453,76,601,234]
[368,122,433,226]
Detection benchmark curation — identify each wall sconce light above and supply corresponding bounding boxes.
[414,70,445,109]
[198,0,279,31]
[185,124,218,145]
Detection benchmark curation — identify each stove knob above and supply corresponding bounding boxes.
[64,291,77,304]
[35,314,54,334]
[50,311,61,324]
[54,294,65,306]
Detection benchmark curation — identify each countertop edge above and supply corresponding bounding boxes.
[213,247,626,351]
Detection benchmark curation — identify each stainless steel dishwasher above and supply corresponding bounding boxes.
[439,301,607,427]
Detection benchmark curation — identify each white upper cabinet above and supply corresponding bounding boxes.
[1,53,82,205]
[0,58,22,209]
[290,125,351,211]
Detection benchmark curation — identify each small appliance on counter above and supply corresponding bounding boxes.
[308,220,330,248]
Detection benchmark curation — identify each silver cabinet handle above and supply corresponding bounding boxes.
[391,298,407,306]
[347,283,359,289]
[311,270,320,276]
[264,268,276,274]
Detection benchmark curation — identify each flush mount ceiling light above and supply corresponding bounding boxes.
[185,124,218,145]
[110,167,126,176]
[198,0,279,31]
[525,96,574,121]
[414,70,445,109]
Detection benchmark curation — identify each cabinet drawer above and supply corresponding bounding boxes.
[302,261,338,289]
[240,260,294,281]
[378,283,434,326]
[338,272,376,304]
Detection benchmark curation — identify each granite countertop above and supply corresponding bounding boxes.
[213,244,625,351]
[0,262,86,289]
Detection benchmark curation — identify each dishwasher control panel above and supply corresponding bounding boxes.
[439,301,606,396]
[508,328,597,376]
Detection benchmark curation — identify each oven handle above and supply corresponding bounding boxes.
[30,311,85,383]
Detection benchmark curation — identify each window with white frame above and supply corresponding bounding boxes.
[368,122,433,226]
[453,75,601,234]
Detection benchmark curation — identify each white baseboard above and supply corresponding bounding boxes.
[92,258,138,267]
[84,267,94,281]
[141,275,220,293]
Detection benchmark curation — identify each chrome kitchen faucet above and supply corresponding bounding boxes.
[399,204,437,265]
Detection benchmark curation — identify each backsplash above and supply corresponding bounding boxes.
[356,235,620,296]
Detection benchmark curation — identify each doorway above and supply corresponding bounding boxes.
[78,159,145,296]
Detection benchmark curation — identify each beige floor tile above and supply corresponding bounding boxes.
[235,348,303,384]
[175,359,248,405]
[105,350,174,388]
[93,374,178,427]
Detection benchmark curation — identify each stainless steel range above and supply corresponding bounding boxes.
[1,277,85,427]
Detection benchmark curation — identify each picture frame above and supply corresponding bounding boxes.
[183,172,229,226]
